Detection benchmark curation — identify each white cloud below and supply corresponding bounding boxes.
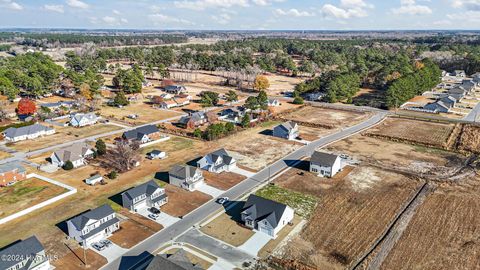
[112,9,121,15]
[174,0,249,10]
[251,0,285,6]
[44,4,64,13]
[321,0,373,19]
[447,10,480,22]
[211,13,231,24]
[452,0,480,10]
[274,8,315,17]
[66,0,89,9]
[2,0,23,10]
[391,0,432,15]
[148,13,194,25]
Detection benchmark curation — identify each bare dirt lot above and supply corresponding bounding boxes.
[379,183,480,270]
[365,118,458,149]
[9,124,122,152]
[0,177,67,218]
[52,246,107,270]
[98,103,182,126]
[281,106,371,129]
[456,124,480,153]
[203,171,245,191]
[109,218,162,249]
[161,185,212,217]
[279,165,422,269]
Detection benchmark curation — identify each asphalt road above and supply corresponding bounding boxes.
[463,101,480,122]
[102,111,387,270]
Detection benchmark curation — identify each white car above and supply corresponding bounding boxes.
[216,197,229,205]
[148,213,159,220]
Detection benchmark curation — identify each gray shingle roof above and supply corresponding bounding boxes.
[310,151,339,167]
[123,125,159,140]
[72,113,98,124]
[0,162,26,174]
[242,195,288,229]
[169,165,200,180]
[207,148,235,165]
[146,249,203,270]
[69,204,115,231]
[122,180,163,201]
[53,142,92,163]
[0,236,45,270]
[3,124,54,139]
[276,121,297,132]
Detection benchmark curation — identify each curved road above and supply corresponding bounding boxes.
[102,112,387,270]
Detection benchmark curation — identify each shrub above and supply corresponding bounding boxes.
[63,160,74,170]
[293,97,304,104]
[108,171,118,179]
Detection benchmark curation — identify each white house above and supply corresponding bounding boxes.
[2,124,55,142]
[0,236,51,270]
[168,165,204,191]
[70,113,99,127]
[121,180,168,212]
[310,151,342,178]
[66,205,120,248]
[147,150,167,160]
[273,121,299,141]
[50,143,94,168]
[196,148,237,173]
[241,195,294,238]
[85,174,103,186]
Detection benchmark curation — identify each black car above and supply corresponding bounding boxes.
[149,207,161,214]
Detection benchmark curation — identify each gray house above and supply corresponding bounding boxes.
[121,180,168,212]
[273,121,299,140]
[241,195,294,238]
[196,148,237,173]
[169,165,204,191]
[50,142,94,168]
[122,125,160,144]
[164,85,187,94]
[146,249,203,270]
[424,101,450,113]
[66,205,120,248]
[2,124,55,142]
[0,236,51,270]
[448,86,468,100]
[310,151,342,178]
[439,95,457,108]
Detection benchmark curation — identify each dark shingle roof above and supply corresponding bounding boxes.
[123,125,159,140]
[0,162,26,174]
[275,121,297,133]
[0,236,45,270]
[146,249,203,270]
[3,124,54,139]
[69,204,115,231]
[242,195,288,228]
[123,180,163,201]
[169,165,200,180]
[310,151,339,167]
[207,148,235,165]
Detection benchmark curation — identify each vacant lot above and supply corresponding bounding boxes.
[109,218,162,249]
[52,246,107,270]
[200,202,254,247]
[10,124,122,152]
[161,185,212,217]
[218,121,301,171]
[380,185,480,270]
[456,124,480,153]
[365,118,457,149]
[299,126,334,141]
[281,166,422,269]
[0,177,67,218]
[203,171,245,190]
[282,106,370,129]
[98,103,182,125]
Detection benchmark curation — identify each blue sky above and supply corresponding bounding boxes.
[0,0,479,30]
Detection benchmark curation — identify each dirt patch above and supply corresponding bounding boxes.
[203,171,245,191]
[161,185,212,217]
[109,218,161,249]
[98,102,182,126]
[456,124,480,153]
[52,246,107,270]
[281,106,370,129]
[0,177,67,218]
[299,126,333,141]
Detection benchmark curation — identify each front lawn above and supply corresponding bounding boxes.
[255,184,317,218]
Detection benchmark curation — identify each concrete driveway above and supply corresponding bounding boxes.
[230,167,255,178]
[237,232,272,256]
[196,183,224,197]
[137,207,180,228]
[91,242,128,262]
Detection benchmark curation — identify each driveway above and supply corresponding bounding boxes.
[237,232,272,256]
[137,207,180,228]
[230,167,255,178]
[196,183,224,197]
[91,243,128,263]
[177,229,254,266]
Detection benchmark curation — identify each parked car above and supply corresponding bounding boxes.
[216,197,229,205]
[148,213,159,220]
[149,207,161,214]
[99,239,112,247]
[92,242,106,251]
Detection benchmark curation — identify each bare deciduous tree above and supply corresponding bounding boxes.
[103,141,140,173]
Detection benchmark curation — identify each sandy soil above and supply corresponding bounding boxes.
[109,218,161,249]
[161,185,211,217]
[98,103,182,126]
[52,247,107,270]
[203,171,245,191]
[282,106,371,128]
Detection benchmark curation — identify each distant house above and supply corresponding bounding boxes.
[178,111,212,129]
[160,93,173,100]
[147,150,166,160]
[2,124,55,142]
[310,151,342,178]
[0,162,27,187]
[145,249,203,270]
[158,96,191,109]
[268,99,280,107]
[453,70,466,77]
[159,99,179,109]
[50,143,94,168]
[40,101,76,111]
[122,125,161,144]
[85,174,103,186]
[66,204,120,248]
[424,101,450,113]
[164,85,186,94]
[218,107,249,124]
[448,86,468,100]
[70,113,99,127]
[241,194,294,238]
[197,148,237,173]
[273,121,299,140]
[173,96,191,107]
[439,95,457,108]
[121,180,168,212]
[0,236,51,270]
[169,165,204,191]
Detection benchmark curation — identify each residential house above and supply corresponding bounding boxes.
[0,236,51,270]
[70,113,99,127]
[178,111,213,129]
[159,99,179,109]
[66,204,120,248]
[197,148,237,173]
[164,85,186,94]
[50,142,94,168]
[160,93,173,100]
[121,180,168,212]
[424,101,450,113]
[145,249,203,270]
[448,86,468,100]
[2,124,55,142]
[147,150,166,160]
[0,162,27,187]
[439,95,457,108]
[273,121,299,140]
[267,99,280,107]
[473,73,480,85]
[85,174,103,186]
[40,101,76,111]
[169,165,204,191]
[122,125,161,144]
[310,151,342,178]
[241,194,294,238]
[453,70,466,77]
[173,96,191,107]
[218,107,247,124]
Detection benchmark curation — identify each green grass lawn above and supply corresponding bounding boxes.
[0,186,47,204]
[256,184,317,218]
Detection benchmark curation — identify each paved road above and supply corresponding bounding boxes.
[463,102,480,122]
[101,112,387,270]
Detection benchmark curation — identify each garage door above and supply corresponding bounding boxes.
[134,201,147,212]
[260,226,273,237]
